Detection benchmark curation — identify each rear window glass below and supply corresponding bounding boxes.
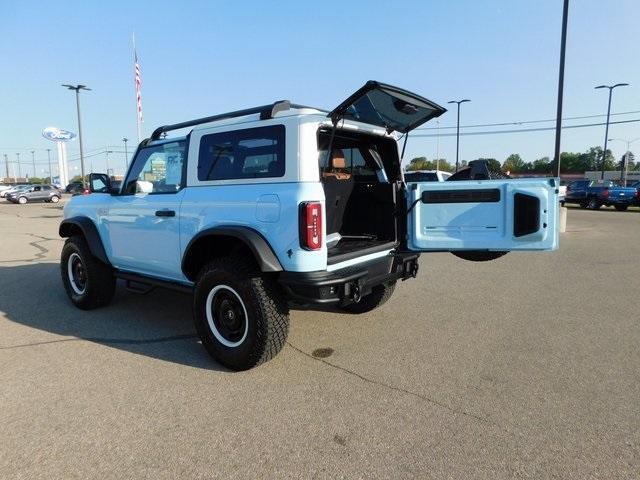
[405,172,438,182]
[198,125,285,181]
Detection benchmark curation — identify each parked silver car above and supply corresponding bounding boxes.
[6,185,61,204]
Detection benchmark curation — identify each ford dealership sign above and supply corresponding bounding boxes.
[42,127,77,142]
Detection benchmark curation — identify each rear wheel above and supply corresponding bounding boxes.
[60,236,116,309]
[587,197,601,210]
[340,282,396,314]
[50,195,60,203]
[614,204,628,211]
[193,257,289,370]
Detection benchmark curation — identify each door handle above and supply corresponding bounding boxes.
[155,210,176,217]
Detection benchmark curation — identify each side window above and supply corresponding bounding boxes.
[124,141,187,194]
[197,125,285,181]
[33,186,41,192]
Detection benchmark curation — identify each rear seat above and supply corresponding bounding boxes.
[322,150,354,244]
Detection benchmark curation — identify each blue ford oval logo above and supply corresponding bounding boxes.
[42,127,77,142]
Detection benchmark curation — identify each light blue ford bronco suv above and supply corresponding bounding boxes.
[60,81,559,370]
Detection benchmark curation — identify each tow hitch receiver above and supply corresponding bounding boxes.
[397,255,419,280]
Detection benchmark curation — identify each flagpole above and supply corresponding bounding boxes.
[133,33,142,143]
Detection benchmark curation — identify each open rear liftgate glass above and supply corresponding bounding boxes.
[406,179,559,252]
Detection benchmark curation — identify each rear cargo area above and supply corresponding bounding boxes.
[318,128,399,264]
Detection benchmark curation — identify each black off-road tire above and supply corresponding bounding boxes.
[452,251,508,262]
[193,257,289,371]
[60,236,116,310]
[587,197,601,210]
[340,282,396,314]
[614,204,628,211]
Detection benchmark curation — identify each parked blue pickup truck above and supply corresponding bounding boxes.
[563,179,638,211]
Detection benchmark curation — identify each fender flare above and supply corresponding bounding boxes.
[59,216,110,265]
[182,226,283,276]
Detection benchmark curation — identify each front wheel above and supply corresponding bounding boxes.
[614,204,628,211]
[17,196,27,204]
[340,282,396,314]
[60,236,116,309]
[193,257,289,370]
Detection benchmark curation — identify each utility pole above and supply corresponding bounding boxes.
[554,0,569,178]
[46,149,53,184]
[16,152,21,179]
[447,99,470,172]
[62,84,91,187]
[31,150,36,179]
[609,138,639,185]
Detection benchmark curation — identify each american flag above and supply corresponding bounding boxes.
[134,51,143,124]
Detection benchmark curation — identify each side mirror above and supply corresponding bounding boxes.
[89,173,111,194]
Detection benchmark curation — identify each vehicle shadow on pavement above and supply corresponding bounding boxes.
[0,262,230,372]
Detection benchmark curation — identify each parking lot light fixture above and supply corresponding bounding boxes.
[62,84,91,187]
[447,99,471,172]
[595,83,629,180]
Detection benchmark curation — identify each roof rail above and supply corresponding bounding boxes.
[150,100,297,140]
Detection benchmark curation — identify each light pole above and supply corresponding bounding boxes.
[608,138,640,185]
[16,152,21,179]
[447,99,470,172]
[595,83,629,180]
[105,149,114,176]
[30,150,36,179]
[435,120,440,171]
[3,154,9,182]
[62,84,91,187]
[122,137,129,170]
[46,148,53,184]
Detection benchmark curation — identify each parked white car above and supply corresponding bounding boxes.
[1,184,30,198]
[404,170,452,182]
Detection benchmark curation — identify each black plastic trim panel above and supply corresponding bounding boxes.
[421,188,501,204]
[59,217,110,265]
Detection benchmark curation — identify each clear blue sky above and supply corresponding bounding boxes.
[1,0,638,177]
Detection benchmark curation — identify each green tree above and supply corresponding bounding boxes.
[531,156,551,173]
[502,154,526,173]
[406,157,454,172]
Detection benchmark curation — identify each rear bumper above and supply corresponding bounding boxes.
[603,198,634,205]
[278,252,419,305]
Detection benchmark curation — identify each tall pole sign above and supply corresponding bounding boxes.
[42,127,77,187]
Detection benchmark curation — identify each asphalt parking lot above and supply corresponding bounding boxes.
[0,199,638,479]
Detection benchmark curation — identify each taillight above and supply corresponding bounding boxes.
[602,188,609,198]
[299,202,322,250]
